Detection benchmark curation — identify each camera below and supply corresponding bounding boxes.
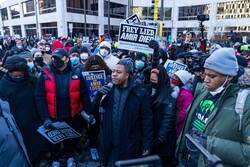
[197,14,209,22]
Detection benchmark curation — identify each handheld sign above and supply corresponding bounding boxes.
[124,14,141,25]
[37,122,81,144]
[82,70,106,97]
[118,23,157,54]
[164,60,187,78]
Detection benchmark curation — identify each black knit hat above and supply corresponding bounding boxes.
[69,46,80,55]
[4,56,29,73]
[135,52,147,62]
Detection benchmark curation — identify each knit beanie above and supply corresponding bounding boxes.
[204,48,239,76]
[136,52,147,62]
[31,48,42,56]
[18,51,33,59]
[4,56,29,73]
[99,41,111,50]
[117,58,134,73]
[69,46,80,55]
[238,68,250,87]
[174,70,192,85]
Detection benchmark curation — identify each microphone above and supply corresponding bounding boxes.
[81,110,96,125]
[101,82,113,101]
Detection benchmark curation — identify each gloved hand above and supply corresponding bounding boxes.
[44,118,56,130]
[98,83,112,96]
[81,110,96,125]
[148,40,159,52]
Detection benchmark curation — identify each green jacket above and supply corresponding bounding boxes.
[177,83,250,167]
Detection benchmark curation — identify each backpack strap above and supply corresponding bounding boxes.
[235,88,250,131]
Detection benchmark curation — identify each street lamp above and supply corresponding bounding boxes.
[33,0,39,39]
[108,0,110,35]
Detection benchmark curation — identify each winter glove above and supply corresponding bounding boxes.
[148,40,159,52]
[43,118,56,130]
[154,137,164,146]
[97,83,113,96]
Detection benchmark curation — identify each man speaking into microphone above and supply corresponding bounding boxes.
[92,58,153,166]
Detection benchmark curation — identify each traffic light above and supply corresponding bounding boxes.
[150,0,159,21]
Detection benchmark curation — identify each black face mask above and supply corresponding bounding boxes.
[35,57,44,66]
[151,82,158,88]
[53,59,64,68]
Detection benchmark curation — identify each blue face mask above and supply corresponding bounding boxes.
[27,62,34,70]
[70,57,79,65]
[8,73,24,82]
[135,60,144,70]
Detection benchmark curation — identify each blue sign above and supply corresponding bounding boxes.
[82,70,106,97]
[164,60,187,78]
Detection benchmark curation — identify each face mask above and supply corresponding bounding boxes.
[27,62,34,70]
[99,49,109,57]
[172,78,181,86]
[80,53,88,60]
[151,82,158,88]
[135,60,144,70]
[45,47,50,52]
[177,43,182,47]
[35,57,44,66]
[209,76,229,96]
[70,57,79,65]
[53,59,65,68]
[8,73,24,82]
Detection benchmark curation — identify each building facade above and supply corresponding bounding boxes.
[0,0,250,42]
[0,0,128,39]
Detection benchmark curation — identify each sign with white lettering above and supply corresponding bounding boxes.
[118,23,157,54]
[124,14,141,25]
[37,122,81,144]
[164,60,187,78]
[82,70,106,97]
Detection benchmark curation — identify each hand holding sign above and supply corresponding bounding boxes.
[44,118,56,130]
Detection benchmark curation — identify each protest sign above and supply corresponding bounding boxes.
[82,70,106,97]
[118,23,157,54]
[37,122,81,144]
[124,14,141,25]
[164,60,187,78]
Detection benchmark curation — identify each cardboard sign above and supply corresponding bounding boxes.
[82,70,106,97]
[37,122,81,144]
[164,60,187,78]
[124,14,141,25]
[118,23,157,54]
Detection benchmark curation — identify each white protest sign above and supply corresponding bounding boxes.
[124,14,141,25]
[118,23,157,54]
[37,122,81,144]
[164,60,187,78]
[69,23,73,33]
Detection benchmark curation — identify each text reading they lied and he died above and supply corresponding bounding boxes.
[120,24,156,44]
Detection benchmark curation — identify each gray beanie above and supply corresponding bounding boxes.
[18,51,33,59]
[204,48,238,76]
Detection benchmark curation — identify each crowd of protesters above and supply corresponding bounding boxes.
[0,32,249,167]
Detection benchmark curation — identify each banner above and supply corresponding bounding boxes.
[118,23,157,54]
[123,14,141,25]
[82,70,106,97]
[37,122,81,144]
[164,60,187,78]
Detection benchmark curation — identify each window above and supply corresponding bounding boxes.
[67,22,98,37]
[66,0,98,15]
[22,0,35,17]
[104,1,126,19]
[178,5,211,21]
[13,25,22,35]
[41,22,57,37]
[10,4,20,19]
[132,7,171,21]
[1,8,8,20]
[38,0,56,14]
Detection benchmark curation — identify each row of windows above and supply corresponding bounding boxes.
[1,0,126,21]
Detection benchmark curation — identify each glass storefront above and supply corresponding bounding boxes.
[41,22,57,37]
[67,22,98,38]
[178,4,211,21]
[66,0,98,15]
[13,25,22,36]
[25,24,36,37]
[104,25,119,39]
[10,4,20,19]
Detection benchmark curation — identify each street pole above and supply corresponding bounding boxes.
[108,0,110,35]
[128,0,130,17]
[160,0,164,21]
[83,0,87,39]
[34,0,39,39]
